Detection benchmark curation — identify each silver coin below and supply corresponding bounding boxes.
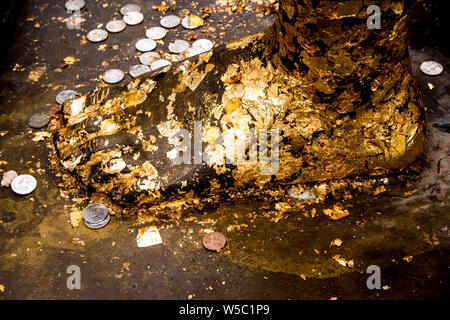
[135,38,157,52]
[82,203,109,224]
[123,11,144,25]
[28,112,50,129]
[102,69,125,84]
[56,89,77,104]
[181,16,201,30]
[146,26,167,40]
[65,0,85,11]
[151,59,171,71]
[84,214,110,229]
[168,39,189,54]
[11,174,37,195]
[139,52,161,65]
[87,28,108,43]
[129,64,152,78]
[420,61,443,76]
[120,4,141,15]
[193,39,213,52]
[160,15,180,29]
[106,20,126,33]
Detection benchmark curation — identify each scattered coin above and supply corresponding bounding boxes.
[192,39,213,53]
[168,39,189,54]
[55,89,77,104]
[106,20,126,33]
[139,52,161,65]
[160,15,180,29]
[11,174,37,195]
[146,26,167,40]
[84,214,111,229]
[65,0,85,11]
[102,69,125,84]
[28,112,50,129]
[420,61,444,76]
[82,203,109,224]
[123,11,144,25]
[181,16,203,30]
[82,203,110,229]
[135,38,157,52]
[120,4,141,15]
[87,28,108,43]
[129,64,151,78]
[1,170,18,187]
[202,232,227,251]
[150,59,171,71]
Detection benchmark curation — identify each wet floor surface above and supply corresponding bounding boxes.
[0,1,449,299]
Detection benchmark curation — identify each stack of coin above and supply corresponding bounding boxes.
[82,203,111,229]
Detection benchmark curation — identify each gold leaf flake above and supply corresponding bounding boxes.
[69,210,83,228]
[188,15,204,27]
[323,203,349,220]
[63,56,79,65]
[373,185,386,195]
[28,66,47,82]
[330,238,343,247]
[402,255,413,262]
[31,131,52,142]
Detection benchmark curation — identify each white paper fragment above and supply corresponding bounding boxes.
[136,226,163,247]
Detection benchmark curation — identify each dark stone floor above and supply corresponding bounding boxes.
[0,0,448,299]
